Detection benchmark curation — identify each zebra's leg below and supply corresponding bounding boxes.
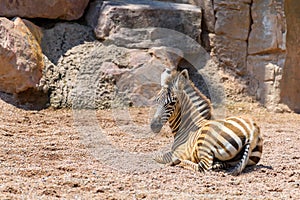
[196,150,215,172]
[228,142,251,176]
[212,161,230,170]
[153,151,173,164]
[153,151,181,166]
[166,156,181,166]
[179,160,199,172]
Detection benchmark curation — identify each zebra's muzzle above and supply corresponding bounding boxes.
[150,118,163,133]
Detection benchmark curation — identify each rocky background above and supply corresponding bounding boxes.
[0,0,299,113]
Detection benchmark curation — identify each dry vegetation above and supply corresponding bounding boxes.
[0,94,299,199]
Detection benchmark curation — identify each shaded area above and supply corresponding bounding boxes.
[177,59,211,100]
[0,90,49,111]
[41,22,95,65]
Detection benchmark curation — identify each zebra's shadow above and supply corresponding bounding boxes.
[243,164,273,173]
[236,164,273,175]
[212,164,273,175]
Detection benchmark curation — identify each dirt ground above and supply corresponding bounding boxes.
[0,94,299,199]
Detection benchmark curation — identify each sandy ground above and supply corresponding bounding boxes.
[0,95,299,199]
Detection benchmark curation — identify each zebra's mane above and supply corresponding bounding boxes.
[163,69,213,117]
[174,70,213,120]
[171,70,213,150]
[186,79,213,120]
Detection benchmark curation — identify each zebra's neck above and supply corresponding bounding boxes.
[169,81,212,150]
[183,80,213,120]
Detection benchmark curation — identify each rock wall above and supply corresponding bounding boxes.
[280,0,300,113]
[158,0,288,111]
[0,0,298,112]
[210,0,287,111]
[247,0,286,112]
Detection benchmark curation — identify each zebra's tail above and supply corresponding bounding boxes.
[228,142,251,176]
[228,121,259,175]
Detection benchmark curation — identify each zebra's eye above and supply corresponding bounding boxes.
[155,97,160,103]
[169,101,176,106]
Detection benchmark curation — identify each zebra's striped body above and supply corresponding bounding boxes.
[151,69,263,175]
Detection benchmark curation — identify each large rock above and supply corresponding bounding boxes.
[183,0,215,33]
[41,23,95,64]
[245,0,287,112]
[39,21,174,108]
[104,27,204,56]
[247,54,285,107]
[102,27,211,78]
[39,22,95,108]
[211,35,248,75]
[0,17,44,94]
[156,0,215,33]
[74,43,168,109]
[280,0,300,113]
[88,0,202,42]
[248,0,286,54]
[0,0,89,20]
[40,39,170,109]
[212,0,251,76]
[116,57,164,107]
[214,0,250,40]
[149,46,183,67]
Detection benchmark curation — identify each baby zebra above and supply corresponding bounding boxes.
[151,68,214,165]
[150,69,263,175]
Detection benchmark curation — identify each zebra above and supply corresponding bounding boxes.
[150,69,263,175]
[151,68,214,165]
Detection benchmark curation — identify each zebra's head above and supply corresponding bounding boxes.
[150,68,188,133]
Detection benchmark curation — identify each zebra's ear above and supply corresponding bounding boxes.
[176,69,189,90]
[180,69,189,80]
